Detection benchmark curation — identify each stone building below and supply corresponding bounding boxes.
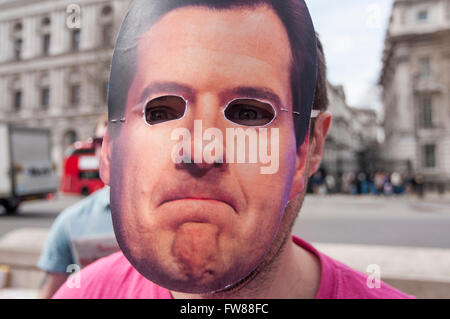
[0,0,131,173]
[380,0,450,188]
[322,83,379,178]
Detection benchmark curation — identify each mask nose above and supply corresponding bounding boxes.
[175,149,227,178]
[172,94,229,176]
[176,117,228,177]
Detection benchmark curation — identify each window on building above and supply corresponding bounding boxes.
[72,29,81,51]
[13,22,22,32]
[63,130,78,150]
[100,4,114,48]
[40,17,51,56]
[447,0,450,19]
[102,24,114,47]
[41,88,50,109]
[14,39,22,60]
[42,17,51,26]
[43,34,51,56]
[13,90,22,112]
[417,10,428,21]
[70,84,81,106]
[419,57,431,79]
[101,81,108,103]
[12,21,23,61]
[421,96,433,128]
[423,144,436,168]
[101,5,113,16]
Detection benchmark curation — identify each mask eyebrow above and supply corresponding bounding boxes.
[138,81,195,103]
[220,86,286,110]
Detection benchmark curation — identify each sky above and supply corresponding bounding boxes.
[306,0,394,113]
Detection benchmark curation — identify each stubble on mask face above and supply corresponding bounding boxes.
[172,222,223,282]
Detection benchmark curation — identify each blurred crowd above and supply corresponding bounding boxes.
[307,168,438,198]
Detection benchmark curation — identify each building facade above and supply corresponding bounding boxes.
[380,0,450,187]
[0,0,131,173]
[322,83,379,178]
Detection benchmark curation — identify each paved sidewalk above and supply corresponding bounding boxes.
[315,242,450,279]
[0,288,37,299]
[0,228,48,291]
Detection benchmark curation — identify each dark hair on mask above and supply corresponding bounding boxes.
[108,0,318,147]
[313,36,328,113]
[309,35,329,137]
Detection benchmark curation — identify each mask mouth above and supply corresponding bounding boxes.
[159,186,239,214]
[154,182,241,234]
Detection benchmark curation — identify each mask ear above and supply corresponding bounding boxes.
[307,111,332,178]
[288,132,310,201]
[99,129,112,185]
[287,111,332,200]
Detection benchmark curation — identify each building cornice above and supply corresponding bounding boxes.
[0,49,113,74]
[379,28,450,85]
[0,0,108,12]
[393,0,441,6]
[387,28,450,43]
[0,0,127,21]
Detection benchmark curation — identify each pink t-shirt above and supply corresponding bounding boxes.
[53,236,414,299]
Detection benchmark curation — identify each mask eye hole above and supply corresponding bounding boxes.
[144,95,187,125]
[224,99,276,126]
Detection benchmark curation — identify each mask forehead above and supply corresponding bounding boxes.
[128,5,292,109]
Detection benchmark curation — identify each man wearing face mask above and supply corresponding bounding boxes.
[53,0,413,299]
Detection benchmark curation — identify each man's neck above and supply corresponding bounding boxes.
[170,235,321,299]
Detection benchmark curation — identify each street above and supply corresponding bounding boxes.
[1,193,449,248]
[0,194,81,237]
[296,195,450,248]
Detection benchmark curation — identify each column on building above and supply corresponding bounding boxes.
[51,10,69,55]
[0,22,12,62]
[0,77,6,118]
[22,16,39,59]
[81,4,100,50]
[50,68,66,116]
[20,72,32,119]
[394,51,417,169]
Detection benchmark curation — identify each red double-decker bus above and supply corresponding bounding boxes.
[60,140,104,195]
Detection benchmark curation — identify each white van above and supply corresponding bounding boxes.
[0,124,58,214]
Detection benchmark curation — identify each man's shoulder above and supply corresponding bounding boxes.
[81,250,130,282]
[52,251,172,299]
[57,188,110,222]
[321,252,415,299]
[52,251,133,298]
[292,236,415,299]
